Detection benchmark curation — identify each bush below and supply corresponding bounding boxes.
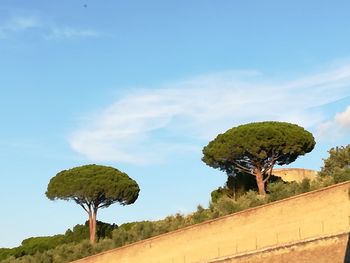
[209,196,241,217]
[236,190,267,209]
[267,181,297,202]
[319,145,350,177]
[299,178,311,193]
[191,205,211,224]
[333,168,350,183]
[0,249,13,261]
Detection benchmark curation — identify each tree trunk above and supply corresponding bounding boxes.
[92,209,97,243]
[88,209,97,244]
[255,169,266,195]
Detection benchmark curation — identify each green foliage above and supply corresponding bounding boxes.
[299,178,311,193]
[211,187,228,203]
[209,190,268,217]
[317,145,350,184]
[64,220,117,243]
[202,121,315,173]
[267,181,301,201]
[267,176,339,202]
[333,168,350,183]
[111,212,208,249]
[7,141,350,263]
[226,173,259,198]
[209,196,242,217]
[63,224,89,243]
[237,190,268,209]
[191,205,211,223]
[211,173,281,202]
[202,121,315,194]
[46,164,140,207]
[46,164,139,244]
[93,239,114,254]
[2,172,345,263]
[319,145,350,177]
[95,221,118,240]
[113,221,154,247]
[0,221,116,262]
[310,175,334,190]
[20,236,65,255]
[0,249,12,261]
[215,173,259,200]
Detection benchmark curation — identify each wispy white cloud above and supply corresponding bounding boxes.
[0,16,41,38]
[5,16,41,31]
[315,104,350,141]
[0,15,101,40]
[69,64,350,164]
[45,27,100,40]
[335,106,350,129]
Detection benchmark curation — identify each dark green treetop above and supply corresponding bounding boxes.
[202,121,315,194]
[46,164,139,208]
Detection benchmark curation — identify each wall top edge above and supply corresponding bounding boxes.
[72,180,350,262]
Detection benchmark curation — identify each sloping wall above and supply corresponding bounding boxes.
[73,182,350,263]
[211,232,349,263]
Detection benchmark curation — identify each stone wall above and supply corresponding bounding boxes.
[211,233,349,263]
[73,182,350,263]
[272,168,317,182]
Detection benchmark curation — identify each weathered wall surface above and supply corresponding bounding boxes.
[211,233,349,263]
[272,168,317,182]
[73,182,350,263]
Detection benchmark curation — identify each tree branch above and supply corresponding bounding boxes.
[73,197,90,214]
[232,160,256,176]
[263,160,275,183]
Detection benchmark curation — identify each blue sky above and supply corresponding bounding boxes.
[1,0,350,248]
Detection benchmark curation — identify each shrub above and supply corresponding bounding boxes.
[333,168,350,183]
[191,205,211,224]
[267,181,296,202]
[209,196,241,217]
[236,190,267,209]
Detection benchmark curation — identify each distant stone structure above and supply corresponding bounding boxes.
[272,168,318,182]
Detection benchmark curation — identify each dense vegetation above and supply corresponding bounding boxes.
[319,145,350,178]
[0,221,117,262]
[1,120,348,263]
[2,166,349,262]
